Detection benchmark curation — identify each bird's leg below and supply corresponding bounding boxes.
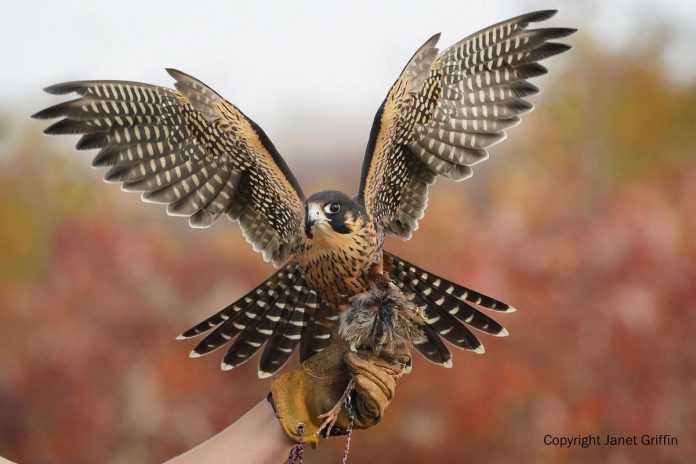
[317,376,357,436]
[366,260,391,291]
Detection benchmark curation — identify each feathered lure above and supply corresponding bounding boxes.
[339,280,427,359]
[318,270,428,433]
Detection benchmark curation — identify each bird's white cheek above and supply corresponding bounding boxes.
[307,203,328,223]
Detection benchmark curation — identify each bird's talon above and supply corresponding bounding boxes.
[317,406,342,436]
[317,377,356,437]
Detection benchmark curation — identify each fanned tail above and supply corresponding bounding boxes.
[384,251,514,366]
[177,262,333,377]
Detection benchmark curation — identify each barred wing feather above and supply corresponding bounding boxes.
[359,10,575,239]
[33,69,305,266]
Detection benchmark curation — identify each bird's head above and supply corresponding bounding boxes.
[304,190,365,241]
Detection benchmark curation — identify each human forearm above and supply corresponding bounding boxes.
[165,399,290,464]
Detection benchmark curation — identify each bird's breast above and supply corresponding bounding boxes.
[296,220,381,307]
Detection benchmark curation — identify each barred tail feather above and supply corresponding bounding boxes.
[385,252,515,312]
[221,270,304,371]
[297,292,334,362]
[385,251,514,365]
[257,288,311,377]
[312,299,335,354]
[299,292,318,362]
[417,323,453,367]
[313,322,334,354]
[395,265,508,336]
[392,278,483,353]
[177,262,324,377]
[187,269,292,359]
[177,266,291,343]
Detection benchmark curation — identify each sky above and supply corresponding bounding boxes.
[2,0,695,164]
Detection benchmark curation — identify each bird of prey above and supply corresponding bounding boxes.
[33,10,574,377]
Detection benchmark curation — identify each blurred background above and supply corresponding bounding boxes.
[1,0,695,462]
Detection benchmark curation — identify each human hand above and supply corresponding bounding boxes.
[270,342,410,447]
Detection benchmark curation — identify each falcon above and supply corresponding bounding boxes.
[33,10,574,377]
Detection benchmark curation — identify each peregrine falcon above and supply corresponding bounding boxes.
[33,10,574,377]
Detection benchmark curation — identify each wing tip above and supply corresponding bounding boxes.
[31,104,61,120]
[30,110,45,120]
[427,32,441,47]
[549,42,574,54]
[189,350,203,358]
[551,27,578,38]
[258,369,274,379]
[43,82,79,95]
[165,67,187,80]
[526,9,558,23]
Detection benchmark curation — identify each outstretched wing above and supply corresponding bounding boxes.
[33,69,305,266]
[359,10,575,239]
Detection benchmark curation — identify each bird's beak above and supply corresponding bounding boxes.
[305,203,330,238]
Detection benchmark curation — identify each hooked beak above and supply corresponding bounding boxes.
[305,203,330,238]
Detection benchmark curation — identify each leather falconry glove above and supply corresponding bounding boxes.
[270,342,410,447]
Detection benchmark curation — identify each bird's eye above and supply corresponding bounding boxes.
[324,203,340,214]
